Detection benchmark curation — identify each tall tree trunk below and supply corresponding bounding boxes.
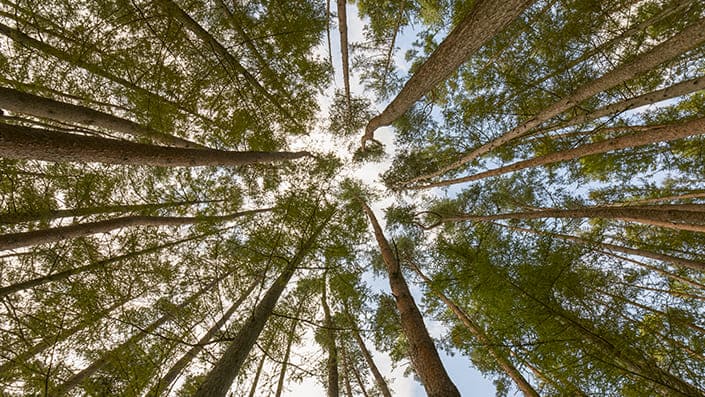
[54,273,226,395]
[0,207,270,251]
[0,123,310,167]
[362,0,534,147]
[380,1,406,89]
[606,190,705,206]
[274,314,299,397]
[405,16,705,184]
[0,86,203,149]
[337,0,351,112]
[0,229,223,298]
[0,198,223,224]
[411,116,705,189]
[360,200,460,397]
[247,349,267,397]
[434,204,705,234]
[409,262,540,397]
[340,343,353,397]
[322,276,340,397]
[348,347,371,397]
[349,316,393,397]
[193,210,333,397]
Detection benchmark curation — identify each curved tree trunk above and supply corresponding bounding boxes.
[405,16,705,184]
[412,116,705,189]
[360,200,460,397]
[322,276,340,397]
[0,207,270,250]
[0,86,203,148]
[0,123,310,168]
[362,0,534,147]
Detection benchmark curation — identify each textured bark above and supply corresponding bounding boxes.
[350,319,393,397]
[0,123,310,167]
[362,0,534,147]
[406,16,705,184]
[193,211,332,397]
[410,262,540,397]
[360,200,460,397]
[0,208,270,250]
[55,274,225,395]
[148,278,260,397]
[412,116,705,189]
[337,0,351,111]
[322,278,340,397]
[0,198,221,224]
[0,86,203,148]
[0,230,220,298]
[436,204,705,234]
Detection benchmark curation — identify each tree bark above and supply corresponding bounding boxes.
[360,200,460,397]
[337,0,351,112]
[340,343,354,397]
[0,86,203,148]
[362,0,534,147]
[0,207,270,251]
[322,276,340,397]
[148,277,260,397]
[409,262,540,397]
[405,16,705,184]
[274,314,299,397]
[247,350,267,397]
[350,317,393,397]
[0,123,310,168]
[193,210,333,397]
[412,116,705,189]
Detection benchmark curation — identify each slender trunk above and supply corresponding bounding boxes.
[0,86,203,149]
[0,229,222,298]
[412,116,705,189]
[322,277,339,397]
[349,349,370,397]
[362,0,533,147]
[54,274,226,394]
[0,198,222,224]
[606,190,705,206]
[340,344,353,397]
[193,210,333,397]
[360,200,460,397]
[0,123,311,167]
[337,0,351,111]
[435,204,705,234]
[619,281,705,301]
[405,16,705,184]
[153,0,291,121]
[247,350,267,397]
[380,1,406,89]
[274,315,299,397]
[350,318,392,397]
[326,0,333,68]
[512,348,588,397]
[0,208,270,251]
[148,277,260,396]
[409,262,540,397]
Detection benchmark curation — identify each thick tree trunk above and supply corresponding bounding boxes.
[193,211,332,397]
[412,116,705,189]
[406,16,705,183]
[350,317,393,397]
[362,0,533,147]
[410,262,540,397]
[337,0,351,111]
[360,200,460,397]
[0,229,221,298]
[322,277,340,397]
[148,277,260,397]
[0,86,203,148]
[0,208,270,251]
[54,274,225,395]
[0,198,222,224]
[0,123,311,168]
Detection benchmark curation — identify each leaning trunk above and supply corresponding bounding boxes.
[350,316,393,397]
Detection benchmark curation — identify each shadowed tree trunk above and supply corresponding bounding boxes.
[362,0,534,147]
[322,275,340,397]
[337,0,351,112]
[0,208,271,250]
[0,123,311,168]
[274,313,300,397]
[360,199,460,397]
[0,86,203,148]
[348,314,393,397]
[247,349,267,397]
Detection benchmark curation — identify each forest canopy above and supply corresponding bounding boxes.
[1,0,705,396]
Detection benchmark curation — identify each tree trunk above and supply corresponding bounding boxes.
[362,0,533,147]
[0,86,203,148]
[193,210,333,397]
[0,208,270,251]
[340,344,354,397]
[0,229,222,298]
[322,276,340,397]
[412,116,705,189]
[347,344,370,397]
[350,317,393,397]
[274,315,299,397]
[405,16,705,183]
[54,273,226,395]
[0,198,222,224]
[360,200,460,397]
[409,262,540,397]
[0,123,311,168]
[337,0,351,112]
[247,350,267,397]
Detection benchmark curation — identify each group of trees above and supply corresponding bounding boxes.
[1,0,704,396]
